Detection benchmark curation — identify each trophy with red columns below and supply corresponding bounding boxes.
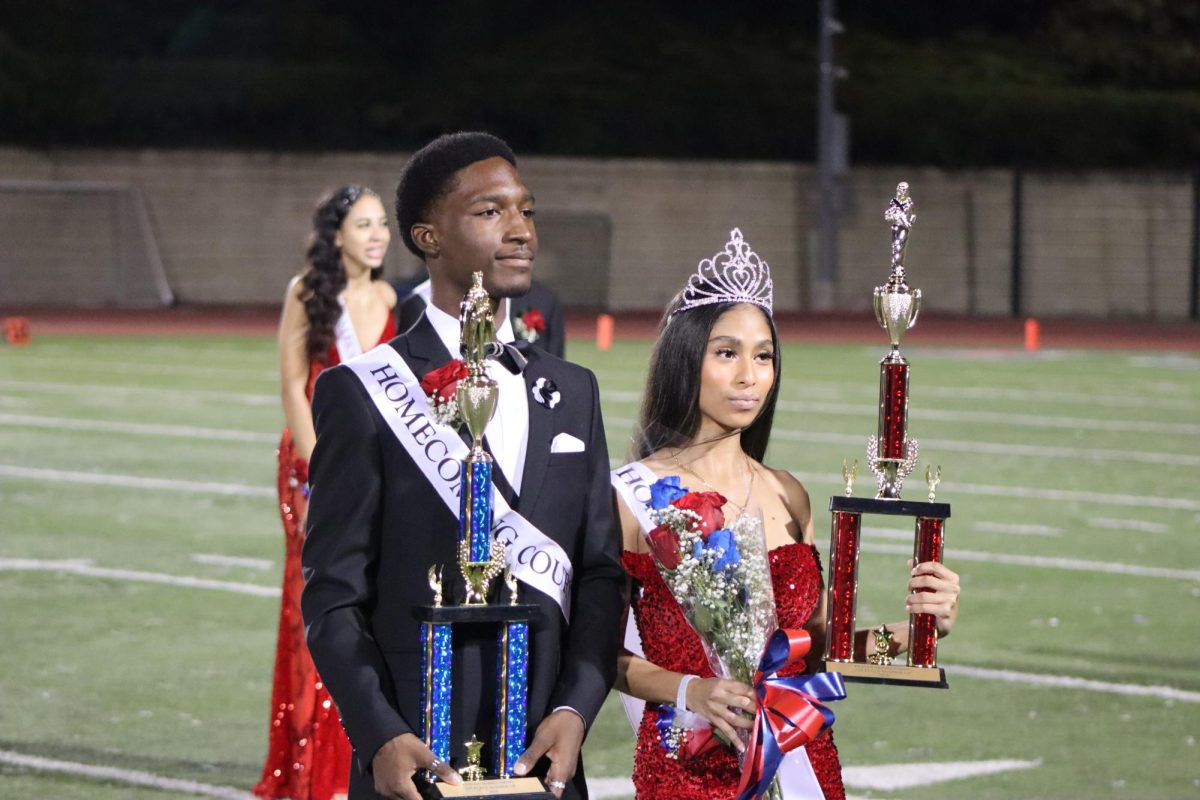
[822,182,950,688]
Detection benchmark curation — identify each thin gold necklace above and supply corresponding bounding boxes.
[671,449,756,518]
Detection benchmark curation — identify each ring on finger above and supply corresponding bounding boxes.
[430,758,441,770]
[547,780,567,790]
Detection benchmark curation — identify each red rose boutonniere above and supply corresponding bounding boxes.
[513,308,546,343]
[420,359,468,428]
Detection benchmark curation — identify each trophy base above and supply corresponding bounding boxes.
[829,495,950,519]
[825,660,948,689]
[420,777,554,800]
[414,604,543,625]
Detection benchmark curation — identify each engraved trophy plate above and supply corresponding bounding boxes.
[823,184,951,689]
[415,273,553,799]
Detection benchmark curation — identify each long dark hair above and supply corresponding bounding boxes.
[300,185,382,361]
[634,296,782,463]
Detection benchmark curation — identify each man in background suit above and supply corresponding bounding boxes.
[302,132,623,800]
[393,272,566,359]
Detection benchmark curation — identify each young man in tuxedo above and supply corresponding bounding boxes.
[302,132,624,800]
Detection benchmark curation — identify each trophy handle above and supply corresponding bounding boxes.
[872,287,886,330]
[908,288,922,329]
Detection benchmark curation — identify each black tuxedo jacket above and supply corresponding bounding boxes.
[302,313,623,800]
[394,279,567,359]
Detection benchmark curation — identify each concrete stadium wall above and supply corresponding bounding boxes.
[0,147,1194,319]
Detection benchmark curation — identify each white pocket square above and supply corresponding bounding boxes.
[550,432,586,454]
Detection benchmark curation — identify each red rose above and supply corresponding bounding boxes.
[647,524,682,569]
[420,359,468,404]
[671,491,727,538]
[521,309,546,333]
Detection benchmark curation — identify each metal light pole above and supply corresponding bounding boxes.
[814,0,846,310]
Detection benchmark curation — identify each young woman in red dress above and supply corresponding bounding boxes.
[255,186,397,800]
[613,230,961,799]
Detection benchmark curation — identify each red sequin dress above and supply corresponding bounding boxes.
[255,314,396,800]
[621,543,846,800]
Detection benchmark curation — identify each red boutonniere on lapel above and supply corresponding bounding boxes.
[420,359,468,428]
[513,308,546,343]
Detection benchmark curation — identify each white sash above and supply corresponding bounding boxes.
[344,344,572,619]
[611,461,825,800]
[334,298,364,361]
[610,463,656,732]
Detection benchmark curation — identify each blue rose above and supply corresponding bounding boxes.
[649,475,687,510]
[706,528,741,573]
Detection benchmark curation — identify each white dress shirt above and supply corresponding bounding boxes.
[423,298,528,494]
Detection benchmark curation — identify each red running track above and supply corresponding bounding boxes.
[2,306,1198,352]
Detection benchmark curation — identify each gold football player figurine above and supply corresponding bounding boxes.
[841,458,858,498]
[427,565,444,608]
[868,625,895,666]
[460,735,487,782]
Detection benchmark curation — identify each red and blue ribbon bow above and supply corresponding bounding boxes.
[735,629,847,800]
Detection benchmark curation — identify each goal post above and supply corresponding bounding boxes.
[0,180,174,307]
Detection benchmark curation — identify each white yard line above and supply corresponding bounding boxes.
[587,777,635,798]
[1128,354,1200,370]
[603,411,1199,467]
[6,555,1197,722]
[0,465,273,497]
[916,478,1200,512]
[604,451,1200,511]
[952,666,1200,703]
[0,559,280,597]
[798,380,1197,412]
[600,388,1200,431]
[190,553,274,570]
[973,522,1063,537]
[903,384,1193,412]
[0,749,254,799]
[790,469,1200,512]
[872,523,1062,540]
[861,527,913,540]
[1088,517,1170,534]
[0,749,1050,799]
[0,413,275,443]
[770,428,1200,468]
[0,378,276,406]
[0,749,640,800]
[841,759,1043,791]
[778,399,1200,436]
[861,542,1200,581]
[4,354,275,382]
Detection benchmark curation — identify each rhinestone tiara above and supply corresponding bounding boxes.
[671,228,774,317]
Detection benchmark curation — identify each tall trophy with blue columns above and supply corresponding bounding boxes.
[822,184,951,689]
[415,272,551,799]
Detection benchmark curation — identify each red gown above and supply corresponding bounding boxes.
[255,314,396,800]
[621,543,845,800]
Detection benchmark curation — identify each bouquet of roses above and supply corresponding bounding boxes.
[644,475,778,758]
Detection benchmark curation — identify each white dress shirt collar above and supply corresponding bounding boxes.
[422,293,515,355]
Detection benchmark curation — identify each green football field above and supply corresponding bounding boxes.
[1,333,1197,800]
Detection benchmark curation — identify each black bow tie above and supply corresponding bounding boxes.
[481,340,530,375]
